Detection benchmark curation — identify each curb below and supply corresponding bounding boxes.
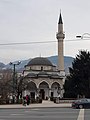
[0,105,71,109]
[0,102,72,109]
[0,106,71,109]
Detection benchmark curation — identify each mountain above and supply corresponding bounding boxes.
[4,59,30,71]
[0,62,5,69]
[48,56,74,74]
[2,55,74,74]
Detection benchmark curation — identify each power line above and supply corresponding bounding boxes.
[65,38,90,42]
[0,38,90,46]
[0,41,56,46]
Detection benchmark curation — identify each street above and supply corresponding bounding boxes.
[0,108,90,120]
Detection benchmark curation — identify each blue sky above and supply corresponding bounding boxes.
[0,0,90,63]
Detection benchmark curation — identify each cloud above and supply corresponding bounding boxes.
[0,0,90,63]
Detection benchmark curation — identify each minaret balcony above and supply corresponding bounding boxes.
[56,32,65,39]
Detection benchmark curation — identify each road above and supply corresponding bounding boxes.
[0,108,90,120]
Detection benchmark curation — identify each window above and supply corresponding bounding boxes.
[41,66,43,71]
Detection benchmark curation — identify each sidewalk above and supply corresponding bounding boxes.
[0,100,71,109]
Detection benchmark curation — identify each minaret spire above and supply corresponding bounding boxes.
[58,11,63,24]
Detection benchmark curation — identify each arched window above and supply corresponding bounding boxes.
[41,66,43,71]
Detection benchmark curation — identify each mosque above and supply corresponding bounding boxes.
[22,12,65,100]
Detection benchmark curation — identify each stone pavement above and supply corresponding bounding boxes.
[0,100,71,109]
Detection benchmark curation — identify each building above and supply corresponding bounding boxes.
[22,12,65,100]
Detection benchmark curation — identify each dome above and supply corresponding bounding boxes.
[27,57,53,66]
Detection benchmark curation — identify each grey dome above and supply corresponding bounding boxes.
[27,57,53,66]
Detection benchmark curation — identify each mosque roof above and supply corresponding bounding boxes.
[27,57,53,66]
[26,73,37,78]
[37,71,49,78]
[25,71,62,79]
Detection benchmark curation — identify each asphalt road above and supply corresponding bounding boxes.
[0,108,90,120]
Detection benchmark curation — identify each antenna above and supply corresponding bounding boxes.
[60,9,61,13]
[39,53,41,57]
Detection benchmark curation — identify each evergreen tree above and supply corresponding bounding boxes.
[64,50,90,98]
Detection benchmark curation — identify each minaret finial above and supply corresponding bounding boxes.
[39,53,41,57]
[60,9,61,13]
[58,10,63,24]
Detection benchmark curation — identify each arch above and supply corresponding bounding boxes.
[51,82,61,89]
[22,81,37,98]
[51,81,62,88]
[51,82,62,98]
[38,80,49,88]
[38,81,49,100]
[39,81,49,88]
[26,81,37,90]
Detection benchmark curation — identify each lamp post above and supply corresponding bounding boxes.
[76,33,90,39]
[76,33,90,97]
[10,61,21,103]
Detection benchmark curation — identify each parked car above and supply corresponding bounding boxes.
[72,98,90,109]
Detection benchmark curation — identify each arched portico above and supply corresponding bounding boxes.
[51,82,61,98]
[38,81,49,100]
[22,81,37,99]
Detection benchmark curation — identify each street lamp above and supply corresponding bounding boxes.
[10,61,21,103]
[76,33,90,97]
[76,33,90,39]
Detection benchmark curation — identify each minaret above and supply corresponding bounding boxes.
[56,12,65,74]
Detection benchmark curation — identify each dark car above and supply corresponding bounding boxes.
[72,98,90,109]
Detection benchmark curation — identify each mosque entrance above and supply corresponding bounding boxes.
[39,81,49,100]
[39,89,45,100]
[31,92,35,99]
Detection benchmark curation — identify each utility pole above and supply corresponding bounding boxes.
[10,61,21,103]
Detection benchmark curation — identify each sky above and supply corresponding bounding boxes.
[0,0,90,64]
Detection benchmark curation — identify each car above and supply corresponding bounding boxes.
[72,98,90,109]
